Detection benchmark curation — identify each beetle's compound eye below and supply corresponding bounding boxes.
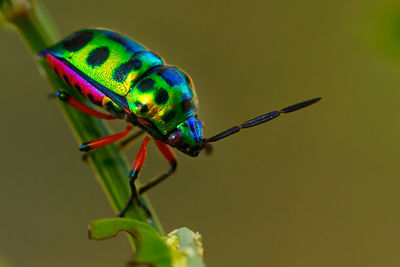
[167,131,183,147]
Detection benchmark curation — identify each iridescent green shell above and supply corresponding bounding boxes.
[42,28,199,137]
[127,65,198,135]
[44,29,163,96]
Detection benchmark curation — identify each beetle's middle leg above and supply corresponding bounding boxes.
[118,136,152,218]
[119,138,178,218]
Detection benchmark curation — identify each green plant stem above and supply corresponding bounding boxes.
[0,0,163,239]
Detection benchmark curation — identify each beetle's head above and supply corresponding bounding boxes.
[166,116,205,157]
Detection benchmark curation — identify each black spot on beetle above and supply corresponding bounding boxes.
[181,98,193,112]
[157,67,182,87]
[184,74,190,83]
[184,74,193,88]
[87,94,95,103]
[87,47,110,67]
[106,33,131,51]
[53,67,59,77]
[105,101,116,111]
[135,101,149,113]
[62,31,94,52]
[136,78,155,92]
[63,75,71,87]
[162,110,176,123]
[105,32,144,54]
[74,84,82,94]
[155,89,169,105]
[106,33,126,45]
[113,59,142,83]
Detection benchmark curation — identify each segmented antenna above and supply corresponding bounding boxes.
[204,97,321,143]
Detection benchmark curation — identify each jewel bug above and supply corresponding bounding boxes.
[39,29,321,218]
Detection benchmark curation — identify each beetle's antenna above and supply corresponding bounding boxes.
[203,97,321,143]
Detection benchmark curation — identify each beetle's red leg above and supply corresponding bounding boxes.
[53,91,116,120]
[119,136,151,218]
[79,125,133,152]
[138,140,177,195]
[81,128,145,162]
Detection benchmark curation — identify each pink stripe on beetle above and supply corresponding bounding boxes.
[45,54,105,106]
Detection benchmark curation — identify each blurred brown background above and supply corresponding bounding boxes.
[1,0,400,266]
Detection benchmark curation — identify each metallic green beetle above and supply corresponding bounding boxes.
[40,28,320,217]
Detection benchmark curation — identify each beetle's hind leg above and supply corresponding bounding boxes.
[49,91,116,120]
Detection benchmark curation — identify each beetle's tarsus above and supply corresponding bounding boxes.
[118,192,152,219]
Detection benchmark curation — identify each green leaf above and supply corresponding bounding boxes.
[89,218,172,267]
[89,219,206,267]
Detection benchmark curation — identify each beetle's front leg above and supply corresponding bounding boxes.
[81,128,145,162]
[79,125,133,152]
[118,136,152,218]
